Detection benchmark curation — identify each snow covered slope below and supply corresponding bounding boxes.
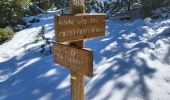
[0,11,170,100]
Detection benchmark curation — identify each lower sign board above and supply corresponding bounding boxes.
[53,43,93,77]
[55,13,106,42]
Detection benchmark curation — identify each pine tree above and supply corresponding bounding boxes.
[0,0,30,28]
[141,0,166,17]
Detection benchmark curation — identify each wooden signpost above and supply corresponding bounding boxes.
[55,14,106,42]
[53,0,106,100]
[53,43,93,77]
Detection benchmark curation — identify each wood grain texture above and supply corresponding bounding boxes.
[69,1,86,100]
[69,32,84,100]
[54,14,106,42]
[70,69,84,100]
[53,43,93,77]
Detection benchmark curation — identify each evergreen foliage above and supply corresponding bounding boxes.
[0,0,30,28]
[89,0,170,18]
[35,26,52,55]
[141,0,164,17]
[25,3,45,16]
[0,28,14,44]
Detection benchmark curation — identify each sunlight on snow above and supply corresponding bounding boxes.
[13,57,41,75]
[100,37,112,42]
[100,41,118,53]
[39,93,53,100]
[44,69,58,77]
[57,75,70,89]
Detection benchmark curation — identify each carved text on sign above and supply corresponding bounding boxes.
[55,13,106,42]
[55,46,86,68]
[59,26,102,37]
[53,43,93,77]
[58,18,98,25]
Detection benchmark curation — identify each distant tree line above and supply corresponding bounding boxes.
[0,0,169,44]
[1,0,169,29]
[85,0,170,18]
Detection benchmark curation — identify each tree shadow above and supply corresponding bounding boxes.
[1,16,169,100]
[0,12,70,100]
[85,19,158,100]
[0,49,70,100]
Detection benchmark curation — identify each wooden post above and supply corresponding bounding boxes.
[70,70,84,100]
[69,0,85,100]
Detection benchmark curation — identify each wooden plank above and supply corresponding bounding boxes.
[53,43,93,77]
[55,13,106,42]
[70,71,84,100]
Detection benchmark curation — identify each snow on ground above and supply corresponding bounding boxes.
[0,11,170,100]
[85,18,170,100]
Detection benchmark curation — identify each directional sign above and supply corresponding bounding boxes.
[53,43,93,77]
[54,13,106,42]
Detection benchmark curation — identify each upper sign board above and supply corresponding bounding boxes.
[55,13,106,42]
[53,43,93,77]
